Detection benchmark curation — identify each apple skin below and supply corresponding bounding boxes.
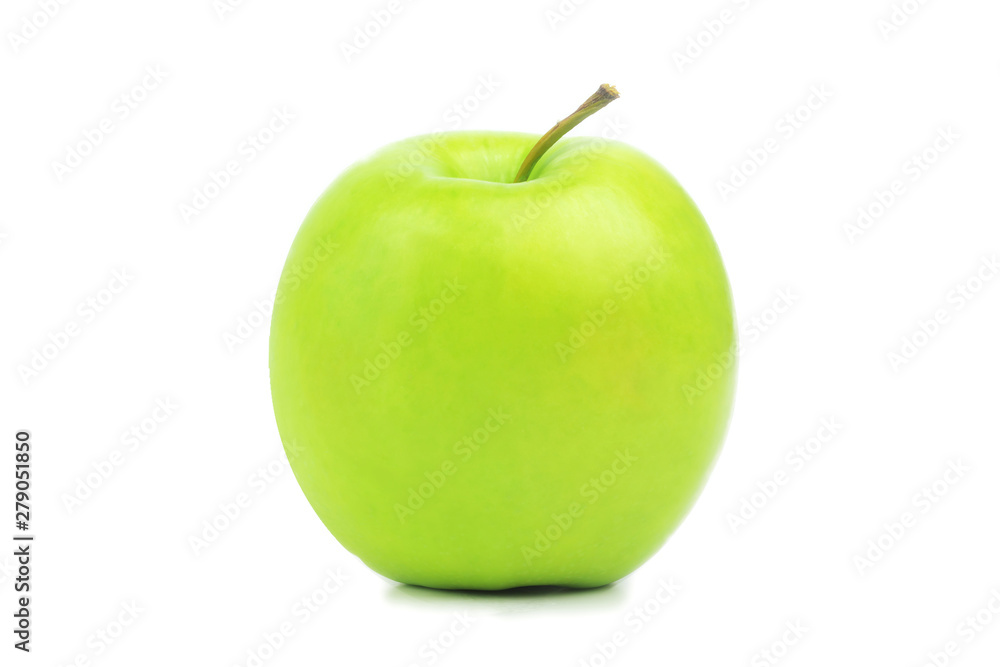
[269,131,736,590]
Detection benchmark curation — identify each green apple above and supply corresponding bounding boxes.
[269,86,736,590]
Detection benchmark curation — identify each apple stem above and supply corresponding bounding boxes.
[513,84,620,183]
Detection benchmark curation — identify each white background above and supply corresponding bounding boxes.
[2,0,999,665]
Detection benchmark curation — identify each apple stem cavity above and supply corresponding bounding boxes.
[513,83,620,183]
